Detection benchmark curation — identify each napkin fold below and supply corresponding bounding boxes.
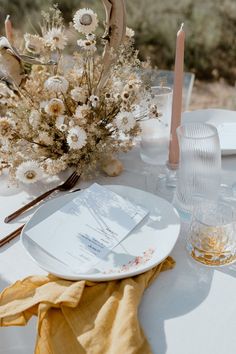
[0,257,175,354]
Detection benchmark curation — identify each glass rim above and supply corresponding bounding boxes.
[192,199,236,227]
[193,217,236,228]
[176,122,218,140]
[150,86,173,96]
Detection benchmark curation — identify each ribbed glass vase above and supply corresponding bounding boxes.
[173,122,221,218]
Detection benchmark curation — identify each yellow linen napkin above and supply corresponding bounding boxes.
[0,257,175,354]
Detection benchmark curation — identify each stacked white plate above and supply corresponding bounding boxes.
[183,109,236,155]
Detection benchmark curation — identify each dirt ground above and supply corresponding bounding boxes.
[189,79,236,111]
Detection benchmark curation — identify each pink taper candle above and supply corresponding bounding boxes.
[168,23,185,167]
[5,15,14,43]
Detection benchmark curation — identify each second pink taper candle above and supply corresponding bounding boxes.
[168,23,185,167]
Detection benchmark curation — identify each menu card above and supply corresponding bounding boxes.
[25,183,149,273]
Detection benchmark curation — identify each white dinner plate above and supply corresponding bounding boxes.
[183,109,236,155]
[21,185,180,281]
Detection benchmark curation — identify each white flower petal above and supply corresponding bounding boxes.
[126,27,135,38]
[73,9,98,34]
[16,161,43,184]
[55,115,65,128]
[89,95,99,108]
[44,28,67,51]
[44,76,69,94]
[45,99,65,116]
[115,111,136,132]
[67,126,87,150]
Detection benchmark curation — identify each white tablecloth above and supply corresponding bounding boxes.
[0,147,236,354]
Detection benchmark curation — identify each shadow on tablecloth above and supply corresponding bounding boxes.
[139,226,214,354]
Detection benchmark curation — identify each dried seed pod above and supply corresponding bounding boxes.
[102,157,124,177]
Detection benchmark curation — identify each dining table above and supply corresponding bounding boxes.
[0,142,236,354]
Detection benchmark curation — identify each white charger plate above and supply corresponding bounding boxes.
[21,185,180,281]
[183,109,236,155]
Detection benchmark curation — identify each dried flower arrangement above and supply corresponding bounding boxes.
[0,1,151,184]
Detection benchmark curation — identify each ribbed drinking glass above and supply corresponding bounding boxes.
[174,122,221,217]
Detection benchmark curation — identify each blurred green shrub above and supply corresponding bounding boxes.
[0,0,236,83]
[126,0,236,83]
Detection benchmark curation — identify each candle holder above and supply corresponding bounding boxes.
[155,162,178,202]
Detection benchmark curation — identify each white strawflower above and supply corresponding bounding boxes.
[45,98,65,116]
[0,117,15,138]
[115,111,136,132]
[70,87,88,103]
[16,161,43,184]
[24,33,45,54]
[104,92,112,101]
[73,9,98,34]
[67,126,87,150]
[55,116,68,132]
[44,76,69,94]
[121,90,131,102]
[58,124,68,132]
[126,27,135,38]
[74,104,90,118]
[150,105,161,119]
[44,27,67,51]
[29,110,41,129]
[124,79,142,92]
[86,33,96,40]
[89,95,99,108]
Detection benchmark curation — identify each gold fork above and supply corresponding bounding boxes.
[4,171,80,223]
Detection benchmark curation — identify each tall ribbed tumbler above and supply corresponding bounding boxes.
[174,122,221,217]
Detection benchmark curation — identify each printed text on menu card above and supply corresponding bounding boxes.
[26,183,149,273]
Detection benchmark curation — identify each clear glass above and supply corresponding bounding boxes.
[187,199,236,266]
[140,86,173,165]
[173,122,221,217]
